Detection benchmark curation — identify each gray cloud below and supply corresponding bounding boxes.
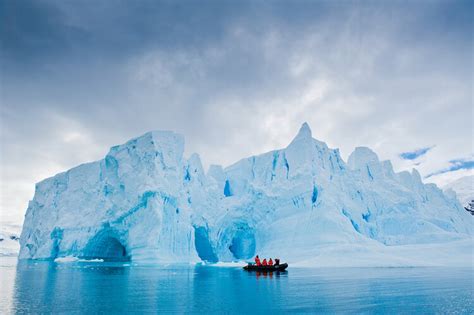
[1,0,473,223]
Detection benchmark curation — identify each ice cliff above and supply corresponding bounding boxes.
[19,124,473,264]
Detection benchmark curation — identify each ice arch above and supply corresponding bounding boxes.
[194,226,218,263]
[228,223,256,260]
[82,230,129,261]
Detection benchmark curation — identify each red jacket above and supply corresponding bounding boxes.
[268,258,273,266]
[262,259,267,266]
[255,257,261,266]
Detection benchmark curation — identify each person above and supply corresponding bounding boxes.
[262,258,268,266]
[255,255,261,266]
[268,258,273,266]
[275,258,280,266]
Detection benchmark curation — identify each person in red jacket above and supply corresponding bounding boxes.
[268,258,273,266]
[255,255,261,266]
[262,258,268,266]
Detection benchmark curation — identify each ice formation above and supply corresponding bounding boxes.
[19,124,473,264]
[443,175,473,207]
[0,223,21,257]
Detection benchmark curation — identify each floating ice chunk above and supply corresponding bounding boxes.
[54,256,79,263]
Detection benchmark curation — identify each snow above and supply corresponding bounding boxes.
[443,175,473,207]
[54,256,79,263]
[292,239,474,268]
[54,256,105,263]
[18,123,473,267]
[207,261,244,268]
[0,223,21,257]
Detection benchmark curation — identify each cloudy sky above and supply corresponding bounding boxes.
[1,0,472,224]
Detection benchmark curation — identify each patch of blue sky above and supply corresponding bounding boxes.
[426,158,474,177]
[399,146,434,160]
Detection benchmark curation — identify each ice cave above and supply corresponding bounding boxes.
[227,224,256,260]
[81,230,129,261]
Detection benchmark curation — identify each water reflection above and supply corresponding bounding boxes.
[254,270,287,279]
[13,261,132,313]
[3,259,473,314]
[189,265,289,313]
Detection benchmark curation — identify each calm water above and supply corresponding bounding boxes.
[0,257,472,314]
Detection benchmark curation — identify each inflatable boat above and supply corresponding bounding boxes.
[243,263,288,272]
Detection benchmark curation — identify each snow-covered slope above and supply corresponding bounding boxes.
[19,124,473,266]
[0,223,21,257]
[443,175,473,207]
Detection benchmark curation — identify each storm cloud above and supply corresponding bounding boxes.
[1,0,472,223]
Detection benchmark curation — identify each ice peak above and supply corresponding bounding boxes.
[290,122,313,145]
[299,122,312,138]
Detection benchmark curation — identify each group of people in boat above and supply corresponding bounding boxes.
[254,255,279,266]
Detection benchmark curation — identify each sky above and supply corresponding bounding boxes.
[1,0,473,224]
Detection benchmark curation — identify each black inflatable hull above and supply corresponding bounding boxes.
[243,263,288,272]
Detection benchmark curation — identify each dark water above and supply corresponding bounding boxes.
[0,257,472,314]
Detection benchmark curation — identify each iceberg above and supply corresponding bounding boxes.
[443,175,473,207]
[19,123,473,266]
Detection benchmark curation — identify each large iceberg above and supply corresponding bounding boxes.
[19,123,473,265]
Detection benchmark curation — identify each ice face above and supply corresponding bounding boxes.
[224,222,256,260]
[19,123,473,264]
[193,226,218,263]
[442,175,474,206]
